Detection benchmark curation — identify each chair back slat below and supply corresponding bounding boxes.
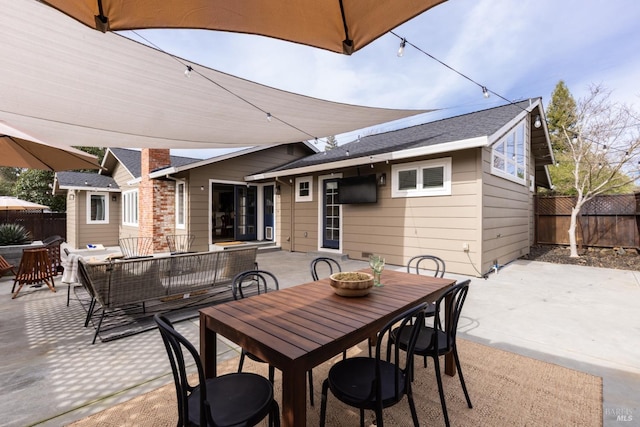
[310,257,341,281]
[407,255,446,278]
[432,280,470,351]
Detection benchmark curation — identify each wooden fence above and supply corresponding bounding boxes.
[1,211,66,242]
[535,194,640,248]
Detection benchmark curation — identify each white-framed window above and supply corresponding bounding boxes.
[391,158,452,198]
[86,192,109,224]
[491,121,527,184]
[295,176,313,202]
[122,189,139,226]
[176,181,186,229]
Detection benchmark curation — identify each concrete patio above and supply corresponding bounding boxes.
[1,250,638,426]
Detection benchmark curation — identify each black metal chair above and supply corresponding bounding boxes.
[233,270,316,406]
[166,234,196,255]
[310,256,341,281]
[389,280,473,427]
[406,255,446,278]
[406,254,447,327]
[154,314,280,427]
[319,303,428,427]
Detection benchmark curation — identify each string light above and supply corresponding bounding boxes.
[482,86,490,98]
[534,115,542,128]
[129,31,324,143]
[397,38,406,57]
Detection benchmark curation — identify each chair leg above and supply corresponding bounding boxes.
[269,400,281,427]
[268,365,275,384]
[307,369,314,406]
[406,384,420,427]
[237,351,246,373]
[11,281,25,299]
[92,310,106,345]
[374,404,384,427]
[360,408,366,427]
[453,346,473,408]
[85,298,96,327]
[319,379,330,427]
[432,355,451,427]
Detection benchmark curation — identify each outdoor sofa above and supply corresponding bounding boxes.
[77,247,257,343]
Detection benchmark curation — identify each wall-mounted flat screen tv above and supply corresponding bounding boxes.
[337,174,377,204]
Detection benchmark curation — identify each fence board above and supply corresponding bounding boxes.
[535,194,640,248]
[1,212,66,241]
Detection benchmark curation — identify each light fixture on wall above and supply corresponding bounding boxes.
[378,173,387,186]
[69,193,75,200]
[275,185,281,195]
[534,115,542,128]
[200,185,204,191]
[112,195,117,202]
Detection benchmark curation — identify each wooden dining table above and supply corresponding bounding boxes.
[200,269,456,427]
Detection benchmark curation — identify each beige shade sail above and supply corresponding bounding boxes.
[41,0,447,55]
[0,197,49,211]
[0,0,433,150]
[0,122,101,171]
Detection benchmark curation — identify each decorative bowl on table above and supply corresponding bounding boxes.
[329,272,374,297]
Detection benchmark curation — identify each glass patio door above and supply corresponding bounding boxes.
[235,185,257,240]
[322,179,340,249]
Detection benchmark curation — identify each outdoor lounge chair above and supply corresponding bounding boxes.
[0,255,17,277]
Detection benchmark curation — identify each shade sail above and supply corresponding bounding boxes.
[40,0,447,55]
[0,122,101,171]
[0,0,432,150]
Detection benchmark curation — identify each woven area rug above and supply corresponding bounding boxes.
[67,339,602,426]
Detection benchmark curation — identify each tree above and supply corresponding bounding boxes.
[324,135,338,151]
[75,146,106,166]
[551,84,640,257]
[0,167,20,196]
[546,80,577,152]
[13,169,66,212]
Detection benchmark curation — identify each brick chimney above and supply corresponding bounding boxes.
[139,148,173,252]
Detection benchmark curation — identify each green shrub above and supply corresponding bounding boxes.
[0,223,32,246]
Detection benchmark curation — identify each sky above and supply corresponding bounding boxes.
[122,0,640,159]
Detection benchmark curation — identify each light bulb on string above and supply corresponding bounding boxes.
[266,112,272,122]
[482,86,490,98]
[397,38,406,57]
[184,65,193,77]
[534,115,542,128]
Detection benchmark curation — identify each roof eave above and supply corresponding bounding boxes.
[245,136,488,180]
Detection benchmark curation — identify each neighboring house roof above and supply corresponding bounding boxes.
[54,171,119,192]
[247,98,554,188]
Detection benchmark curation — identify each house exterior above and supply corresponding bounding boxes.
[54,99,553,277]
[54,142,317,252]
[247,98,554,276]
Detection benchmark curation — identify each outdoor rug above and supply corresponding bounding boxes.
[67,339,602,426]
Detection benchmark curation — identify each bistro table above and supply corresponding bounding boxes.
[200,269,456,427]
